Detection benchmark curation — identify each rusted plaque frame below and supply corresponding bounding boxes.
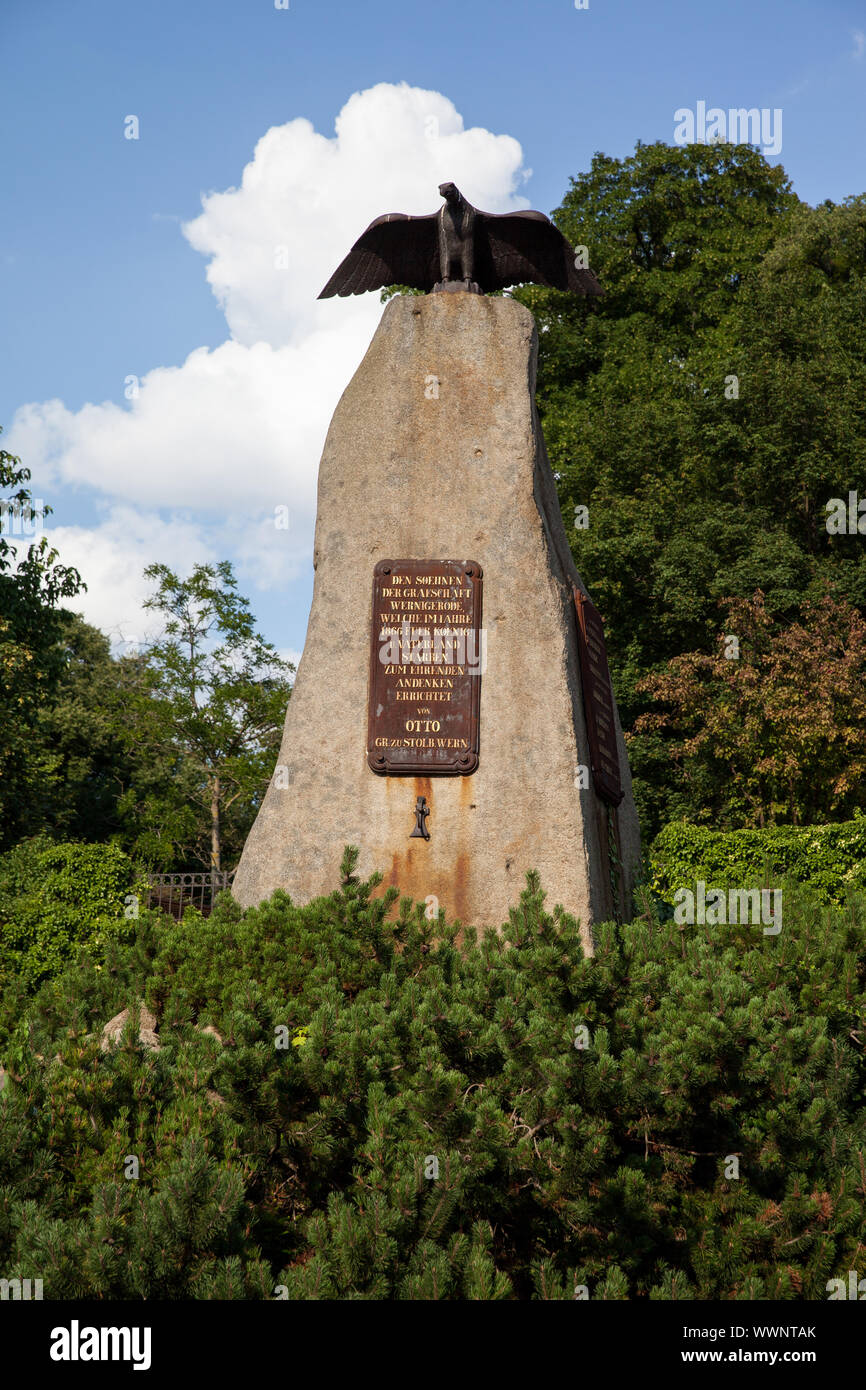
[367,559,482,775]
[573,587,624,806]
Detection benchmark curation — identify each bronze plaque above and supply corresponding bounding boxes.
[573,588,624,806]
[367,560,483,775]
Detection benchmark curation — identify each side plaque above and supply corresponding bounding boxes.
[368,559,483,775]
[573,587,624,806]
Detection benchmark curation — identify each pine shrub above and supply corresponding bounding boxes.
[0,847,864,1299]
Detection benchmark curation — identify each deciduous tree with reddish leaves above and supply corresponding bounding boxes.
[633,590,866,828]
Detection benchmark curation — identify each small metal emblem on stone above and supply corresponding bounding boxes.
[410,796,431,840]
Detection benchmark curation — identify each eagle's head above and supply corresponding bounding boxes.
[438,182,461,203]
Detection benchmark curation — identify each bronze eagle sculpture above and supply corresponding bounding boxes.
[318,182,601,298]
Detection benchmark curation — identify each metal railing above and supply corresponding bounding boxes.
[146,871,231,919]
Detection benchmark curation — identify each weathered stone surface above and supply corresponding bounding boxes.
[101,1002,160,1053]
[233,292,640,950]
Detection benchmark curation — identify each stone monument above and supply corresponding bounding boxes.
[233,187,640,950]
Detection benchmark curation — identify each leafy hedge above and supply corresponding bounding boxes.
[649,817,866,908]
[0,837,140,991]
[1,848,864,1299]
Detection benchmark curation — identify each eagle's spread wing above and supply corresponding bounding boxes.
[318,212,440,298]
[475,211,601,295]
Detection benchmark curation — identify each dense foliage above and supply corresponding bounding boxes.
[635,591,866,828]
[0,437,83,848]
[0,838,138,994]
[1,852,864,1299]
[515,143,866,836]
[0,558,292,872]
[650,817,866,909]
[121,562,294,872]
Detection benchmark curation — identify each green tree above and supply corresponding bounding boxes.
[21,613,140,843]
[119,562,294,872]
[0,434,83,847]
[513,146,866,833]
[634,591,866,827]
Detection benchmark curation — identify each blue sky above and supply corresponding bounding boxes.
[2,0,864,655]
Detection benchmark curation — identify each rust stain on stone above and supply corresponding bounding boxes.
[375,772,477,943]
[382,776,432,909]
[452,851,470,937]
[450,775,475,935]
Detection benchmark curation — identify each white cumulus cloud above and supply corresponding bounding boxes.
[182,81,528,347]
[41,509,215,649]
[7,83,529,641]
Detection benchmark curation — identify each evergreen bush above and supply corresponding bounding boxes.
[1,848,864,1299]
